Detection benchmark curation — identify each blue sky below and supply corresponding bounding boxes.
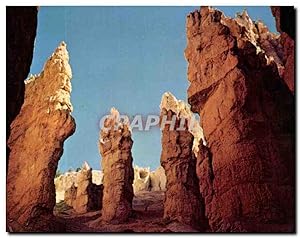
[29,6,276,172]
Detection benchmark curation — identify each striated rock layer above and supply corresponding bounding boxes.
[271,6,295,94]
[160,92,207,230]
[99,108,134,223]
[6,7,38,165]
[185,7,294,232]
[7,42,76,232]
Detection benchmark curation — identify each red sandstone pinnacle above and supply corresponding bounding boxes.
[185,7,294,232]
[7,42,76,232]
[98,108,134,224]
[160,92,207,230]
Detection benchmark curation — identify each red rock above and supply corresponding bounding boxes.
[271,7,295,94]
[7,42,76,232]
[186,7,294,232]
[98,108,134,223]
[160,92,207,230]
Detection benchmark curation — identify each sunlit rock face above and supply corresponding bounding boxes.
[133,166,151,194]
[160,92,207,230]
[74,162,93,213]
[6,7,38,163]
[149,166,167,192]
[55,169,103,203]
[99,108,134,223]
[271,6,295,94]
[185,7,294,232]
[64,183,77,207]
[58,163,103,212]
[7,42,76,232]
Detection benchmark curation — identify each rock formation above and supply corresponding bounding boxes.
[7,42,76,232]
[55,169,103,203]
[64,183,77,207]
[185,7,294,232]
[74,162,93,213]
[271,6,295,94]
[6,7,38,165]
[133,166,151,193]
[99,108,134,223]
[160,92,207,230]
[62,163,103,212]
[149,166,167,191]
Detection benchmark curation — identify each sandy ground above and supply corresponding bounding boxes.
[54,191,199,232]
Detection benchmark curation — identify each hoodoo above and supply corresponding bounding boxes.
[7,42,76,232]
[98,108,134,223]
[160,92,207,230]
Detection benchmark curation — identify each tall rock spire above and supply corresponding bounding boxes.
[160,92,208,230]
[98,108,134,223]
[7,42,76,232]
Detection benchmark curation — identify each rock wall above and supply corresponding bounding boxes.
[160,92,207,230]
[99,108,134,223]
[55,165,166,200]
[133,166,151,193]
[149,166,167,191]
[63,166,103,212]
[271,6,295,94]
[55,169,103,203]
[6,7,38,165]
[185,7,294,232]
[7,42,76,232]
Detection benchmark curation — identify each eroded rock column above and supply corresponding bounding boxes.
[185,7,294,232]
[7,42,76,232]
[160,92,207,230]
[98,108,134,223]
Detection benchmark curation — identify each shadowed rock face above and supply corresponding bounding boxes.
[99,108,134,224]
[185,7,294,232]
[6,7,38,165]
[7,42,76,232]
[73,162,103,213]
[160,92,207,230]
[65,183,77,208]
[271,6,295,94]
[63,163,103,212]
